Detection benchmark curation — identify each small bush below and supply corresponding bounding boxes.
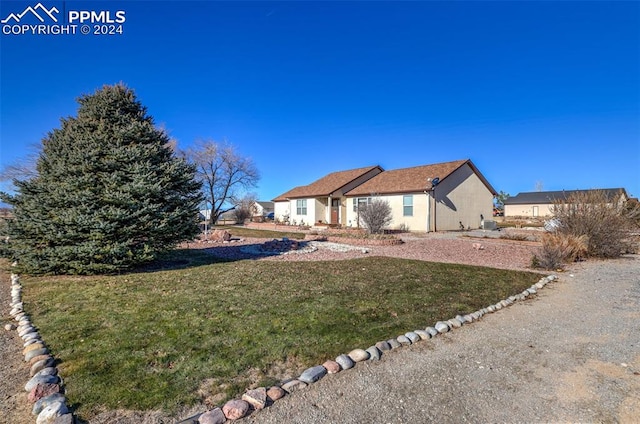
[551,190,638,258]
[359,198,393,234]
[532,233,588,270]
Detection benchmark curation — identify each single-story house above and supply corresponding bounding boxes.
[253,201,274,217]
[273,159,496,232]
[503,188,629,218]
[345,159,496,232]
[272,165,384,225]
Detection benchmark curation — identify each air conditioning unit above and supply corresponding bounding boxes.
[481,220,497,230]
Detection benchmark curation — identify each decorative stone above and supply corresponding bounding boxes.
[33,367,58,378]
[33,393,66,416]
[222,399,250,420]
[19,325,35,337]
[322,360,340,374]
[28,383,62,403]
[24,338,42,347]
[36,401,68,424]
[26,348,50,362]
[426,327,438,337]
[24,343,45,354]
[414,330,430,340]
[4,324,16,331]
[266,386,286,401]
[23,331,41,341]
[198,408,226,424]
[375,341,391,351]
[26,374,59,392]
[435,321,450,333]
[30,354,53,367]
[448,318,462,328]
[299,365,327,384]
[455,315,466,324]
[335,354,355,370]
[52,413,75,424]
[348,349,370,362]
[242,387,267,410]
[211,229,232,242]
[487,305,496,312]
[387,338,401,349]
[397,335,412,346]
[281,379,307,393]
[30,357,55,376]
[405,332,421,343]
[366,346,381,361]
[522,290,530,297]
[528,286,537,294]
[463,314,474,323]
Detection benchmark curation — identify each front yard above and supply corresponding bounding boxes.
[16,245,541,421]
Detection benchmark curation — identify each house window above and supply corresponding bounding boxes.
[296,199,307,215]
[353,197,371,212]
[403,195,413,216]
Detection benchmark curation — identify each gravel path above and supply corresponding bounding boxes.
[245,255,640,423]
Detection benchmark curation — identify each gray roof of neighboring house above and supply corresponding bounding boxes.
[503,188,628,205]
[256,201,274,209]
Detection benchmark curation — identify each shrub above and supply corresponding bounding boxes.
[550,190,638,258]
[359,198,393,234]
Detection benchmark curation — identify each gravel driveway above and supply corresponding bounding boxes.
[2,235,638,423]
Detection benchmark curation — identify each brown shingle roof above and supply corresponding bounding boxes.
[346,159,496,196]
[272,165,382,201]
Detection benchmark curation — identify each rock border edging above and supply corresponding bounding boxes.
[6,272,76,424]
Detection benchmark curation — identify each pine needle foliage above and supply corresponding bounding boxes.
[0,84,202,274]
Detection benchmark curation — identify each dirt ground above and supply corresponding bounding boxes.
[2,234,638,423]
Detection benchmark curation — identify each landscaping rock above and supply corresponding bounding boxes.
[281,379,307,393]
[198,408,226,424]
[33,367,58,379]
[26,374,59,392]
[322,360,340,374]
[448,318,463,328]
[435,321,450,333]
[211,230,231,242]
[18,325,35,337]
[426,326,438,337]
[30,357,55,376]
[299,365,327,384]
[28,383,62,403]
[397,335,412,346]
[266,386,286,401]
[36,401,69,424]
[4,323,16,331]
[222,399,250,420]
[242,387,267,410]
[375,341,391,351]
[348,348,370,362]
[366,346,382,361]
[387,338,401,349]
[414,329,430,340]
[24,342,46,354]
[32,393,66,416]
[335,354,355,370]
[30,354,53,366]
[26,348,50,362]
[405,332,421,343]
[52,413,75,424]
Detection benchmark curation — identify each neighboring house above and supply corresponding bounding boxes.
[503,188,629,218]
[272,165,384,225]
[253,201,274,217]
[345,159,496,232]
[273,159,496,232]
[198,209,237,224]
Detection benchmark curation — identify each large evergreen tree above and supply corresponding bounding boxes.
[1,84,202,274]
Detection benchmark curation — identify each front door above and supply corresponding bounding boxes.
[331,199,340,224]
[532,206,539,217]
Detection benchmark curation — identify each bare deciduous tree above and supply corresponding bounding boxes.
[185,140,260,225]
[359,197,393,234]
[234,193,258,225]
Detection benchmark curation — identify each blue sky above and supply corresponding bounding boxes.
[1,0,639,203]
